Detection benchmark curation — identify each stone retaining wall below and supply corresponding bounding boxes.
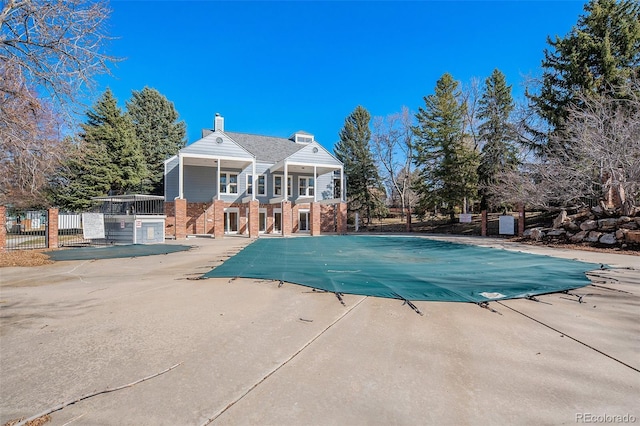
[524,206,640,248]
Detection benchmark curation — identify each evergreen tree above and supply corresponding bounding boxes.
[334,105,385,225]
[51,89,148,209]
[126,87,186,195]
[82,88,148,195]
[477,69,519,210]
[412,73,479,220]
[528,0,640,147]
[50,137,113,210]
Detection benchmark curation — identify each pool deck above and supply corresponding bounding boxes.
[1,235,638,425]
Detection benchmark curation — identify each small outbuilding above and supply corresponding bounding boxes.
[91,195,166,244]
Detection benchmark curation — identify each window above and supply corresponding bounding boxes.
[247,175,266,196]
[220,173,238,194]
[299,177,314,197]
[333,178,341,199]
[273,175,292,197]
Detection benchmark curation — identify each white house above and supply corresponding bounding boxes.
[163,114,347,238]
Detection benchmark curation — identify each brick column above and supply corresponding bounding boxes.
[518,203,525,237]
[481,210,488,237]
[282,201,292,237]
[310,202,321,236]
[248,200,259,238]
[47,207,59,248]
[0,206,6,252]
[213,199,225,239]
[337,202,347,234]
[164,201,176,238]
[174,198,187,239]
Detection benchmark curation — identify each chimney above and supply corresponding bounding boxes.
[214,113,224,132]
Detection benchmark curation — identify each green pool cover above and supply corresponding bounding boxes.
[203,236,601,303]
[47,244,192,261]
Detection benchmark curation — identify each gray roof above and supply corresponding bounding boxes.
[225,131,305,163]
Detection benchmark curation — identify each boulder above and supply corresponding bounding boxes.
[598,218,618,231]
[615,229,627,240]
[547,229,566,237]
[620,221,638,230]
[599,233,617,245]
[530,228,545,241]
[570,230,587,242]
[580,220,598,231]
[563,220,580,232]
[618,216,632,224]
[553,210,567,229]
[585,231,602,242]
[625,230,640,244]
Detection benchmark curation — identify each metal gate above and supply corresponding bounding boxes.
[4,209,48,250]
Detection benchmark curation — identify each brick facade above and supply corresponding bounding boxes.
[165,198,346,239]
[174,199,187,239]
[47,208,59,248]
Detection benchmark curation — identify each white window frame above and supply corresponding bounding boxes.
[273,175,292,197]
[298,176,314,197]
[247,174,267,196]
[298,209,310,232]
[259,208,267,233]
[220,173,238,194]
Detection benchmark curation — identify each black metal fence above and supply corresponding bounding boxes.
[4,209,48,250]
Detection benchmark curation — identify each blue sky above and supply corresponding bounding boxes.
[98,1,587,151]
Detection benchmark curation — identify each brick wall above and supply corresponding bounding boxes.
[310,203,321,236]
[282,201,292,237]
[248,200,259,238]
[174,199,187,239]
[213,200,225,238]
[337,202,348,234]
[320,204,336,232]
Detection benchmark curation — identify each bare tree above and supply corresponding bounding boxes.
[371,106,416,222]
[1,0,115,110]
[0,0,115,207]
[0,61,68,207]
[488,81,640,215]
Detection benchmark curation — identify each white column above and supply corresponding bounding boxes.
[284,162,289,202]
[252,161,256,201]
[216,159,221,201]
[178,154,184,199]
[340,167,345,202]
[313,165,317,202]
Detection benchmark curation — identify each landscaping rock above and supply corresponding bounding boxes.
[570,230,587,242]
[563,221,580,232]
[598,218,618,231]
[553,210,567,229]
[599,233,617,245]
[585,231,602,242]
[580,220,598,231]
[625,230,640,244]
[547,229,566,237]
[530,228,545,241]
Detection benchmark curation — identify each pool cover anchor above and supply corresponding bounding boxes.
[402,299,424,316]
[477,301,502,315]
[334,292,346,306]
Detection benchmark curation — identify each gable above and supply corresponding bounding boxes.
[180,131,254,159]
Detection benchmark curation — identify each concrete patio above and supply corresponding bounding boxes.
[1,236,638,425]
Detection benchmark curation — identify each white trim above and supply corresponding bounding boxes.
[273,208,282,234]
[258,208,267,233]
[223,207,240,234]
[220,172,238,195]
[298,208,310,232]
[272,174,292,198]
[298,176,315,197]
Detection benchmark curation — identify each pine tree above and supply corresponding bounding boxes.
[334,105,385,225]
[477,69,519,210]
[50,137,113,210]
[51,89,148,209]
[82,88,148,195]
[528,0,640,146]
[126,87,186,195]
[413,73,479,220]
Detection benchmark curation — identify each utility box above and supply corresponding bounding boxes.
[499,215,515,235]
